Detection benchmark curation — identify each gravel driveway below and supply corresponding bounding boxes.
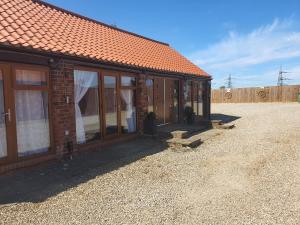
[1,103,300,225]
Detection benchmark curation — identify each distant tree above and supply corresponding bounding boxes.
[219,86,226,89]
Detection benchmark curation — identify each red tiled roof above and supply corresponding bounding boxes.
[0,0,209,77]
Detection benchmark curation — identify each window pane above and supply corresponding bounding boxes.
[198,82,203,116]
[121,89,136,133]
[155,79,165,124]
[16,69,47,86]
[104,76,117,135]
[184,80,192,108]
[15,90,50,157]
[0,71,7,158]
[173,80,179,122]
[193,83,198,115]
[121,76,136,87]
[146,79,154,112]
[74,70,100,144]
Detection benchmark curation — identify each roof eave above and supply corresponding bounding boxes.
[0,44,211,79]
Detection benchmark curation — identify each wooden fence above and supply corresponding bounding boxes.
[211,85,300,103]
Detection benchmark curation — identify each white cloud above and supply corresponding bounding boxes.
[190,18,300,72]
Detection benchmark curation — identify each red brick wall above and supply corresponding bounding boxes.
[50,60,76,157]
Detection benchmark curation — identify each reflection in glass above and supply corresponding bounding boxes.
[173,80,179,122]
[104,76,118,135]
[193,83,198,115]
[16,69,47,86]
[184,80,192,108]
[146,79,154,112]
[121,89,136,133]
[198,82,203,116]
[0,71,7,158]
[15,90,50,156]
[121,76,136,86]
[74,70,100,144]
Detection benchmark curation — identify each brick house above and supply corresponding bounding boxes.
[0,0,211,173]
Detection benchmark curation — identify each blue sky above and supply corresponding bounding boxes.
[45,0,300,88]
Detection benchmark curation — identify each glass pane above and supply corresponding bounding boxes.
[16,69,47,86]
[15,90,50,157]
[121,89,136,133]
[104,76,118,135]
[155,79,165,125]
[193,83,198,115]
[173,80,179,122]
[146,79,154,112]
[184,80,192,108]
[74,70,100,144]
[121,76,136,87]
[0,71,7,158]
[198,82,203,116]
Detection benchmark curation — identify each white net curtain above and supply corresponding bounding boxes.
[15,90,50,156]
[74,70,99,144]
[14,69,50,157]
[121,89,136,133]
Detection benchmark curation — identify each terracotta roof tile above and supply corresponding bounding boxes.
[0,0,209,77]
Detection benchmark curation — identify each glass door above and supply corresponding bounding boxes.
[103,75,118,136]
[197,82,204,116]
[155,78,180,125]
[154,78,165,125]
[0,67,8,160]
[120,75,137,134]
[0,64,52,165]
[0,64,14,162]
[74,70,101,144]
[172,80,179,123]
[14,67,51,157]
[146,79,154,113]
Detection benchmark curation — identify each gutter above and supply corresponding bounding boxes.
[0,45,212,81]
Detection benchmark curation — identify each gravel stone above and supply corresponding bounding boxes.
[1,103,300,225]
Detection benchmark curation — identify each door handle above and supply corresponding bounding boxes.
[2,109,11,122]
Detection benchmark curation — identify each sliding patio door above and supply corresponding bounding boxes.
[73,69,137,141]
[103,75,118,136]
[74,70,101,144]
[103,73,137,136]
[154,78,179,125]
[186,80,204,117]
[165,79,179,123]
[0,65,10,161]
[120,76,136,134]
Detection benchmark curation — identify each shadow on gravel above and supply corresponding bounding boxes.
[0,137,167,205]
[210,113,241,124]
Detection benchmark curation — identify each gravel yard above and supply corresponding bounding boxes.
[1,103,300,225]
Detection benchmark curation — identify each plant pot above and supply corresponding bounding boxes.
[143,118,157,135]
[186,116,195,124]
[184,106,195,124]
